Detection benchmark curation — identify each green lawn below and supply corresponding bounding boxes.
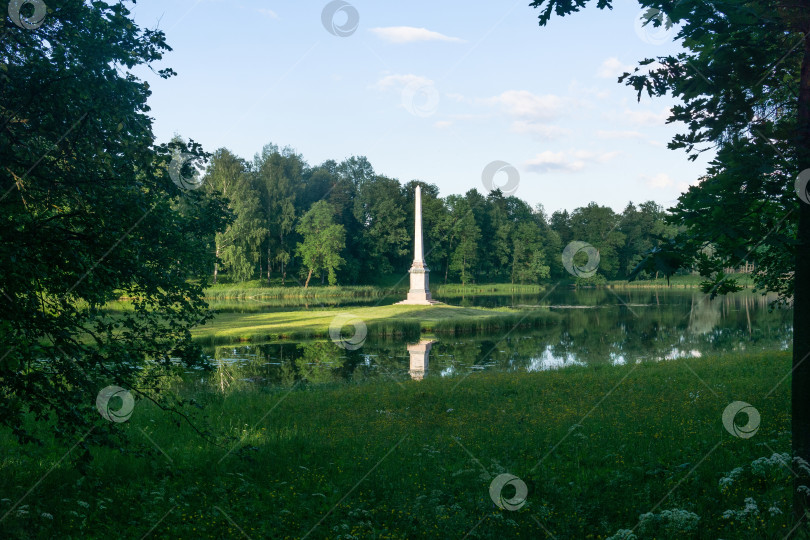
[0,351,794,538]
[192,304,558,345]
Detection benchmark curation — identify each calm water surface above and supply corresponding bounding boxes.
[197,288,792,389]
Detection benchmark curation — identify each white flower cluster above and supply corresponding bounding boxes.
[607,508,701,539]
[638,508,701,535]
[750,452,791,478]
[719,467,744,493]
[722,497,759,521]
[793,455,810,477]
[606,529,637,540]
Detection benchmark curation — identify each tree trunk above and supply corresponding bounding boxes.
[462,255,467,285]
[304,268,312,288]
[280,232,285,286]
[213,245,219,284]
[794,28,810,524]
[267,245,272,283]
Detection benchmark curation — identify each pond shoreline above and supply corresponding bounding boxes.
[199,275,743,301]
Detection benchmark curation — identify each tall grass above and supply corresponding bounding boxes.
[0,352,793,538]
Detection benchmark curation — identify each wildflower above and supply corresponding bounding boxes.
[751,453,790,478]
[637,508,700,536]
[606,530,637,540]
[719,467,743,493]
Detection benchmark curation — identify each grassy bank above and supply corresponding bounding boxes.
[432,283,546,295]
[192,304,558,345]
[608,274,757,289]
[200,277,747,303]
[0,351,794,538]
[204,282,398,300]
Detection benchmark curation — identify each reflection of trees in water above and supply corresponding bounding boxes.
[196,292,792,388]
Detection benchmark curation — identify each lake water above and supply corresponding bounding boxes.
[197,288,792,389]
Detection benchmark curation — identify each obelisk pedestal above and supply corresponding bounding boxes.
[397,185,438,305]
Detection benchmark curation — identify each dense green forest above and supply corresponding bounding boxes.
[196,144,679,286]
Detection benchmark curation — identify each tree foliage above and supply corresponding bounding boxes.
[296,201,346,287]
[530,0,810,521]
[1,1,228,450]
[201,143,678,287]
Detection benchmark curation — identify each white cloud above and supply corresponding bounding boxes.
[374,73,434,91]
[641,173,675,189]
[258,8,278,19]
[597,130,645,140]
[525,150,618,174]
[624,107,671,126]
[484,90,570,139]
[421,89,571,139]
[526,151,582,174]
[370,26,464,44]
[577,150,619,161]
[434,120,453,129]
[567,80,610,100]
[512,121,572,139]
[486,90,566,121]
[445,92,469,103]
[597,57,633,79]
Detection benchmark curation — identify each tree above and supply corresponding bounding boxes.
[535,204,565,279]
[327,157,368,284]
[0,1,228,451]
[447,196,481,285]
[205,149,267,283]
[354,175,410,279]
[569,203,625,279]
[296,201,346,287]
[530,0,810,521]
[550,209,573,246]
[618,201,678,280]
[216,175,267,282]
[486,189,514,282]
[254,144,303,284]
[511,222,551,283]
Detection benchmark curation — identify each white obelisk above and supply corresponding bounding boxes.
[398,185,437,305]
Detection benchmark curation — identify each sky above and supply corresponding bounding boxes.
[129,0,712,214]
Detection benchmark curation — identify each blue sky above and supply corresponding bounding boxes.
[131,0,711,214]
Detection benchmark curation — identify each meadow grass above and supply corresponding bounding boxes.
[0,351,795,539]
[191,304,558,345]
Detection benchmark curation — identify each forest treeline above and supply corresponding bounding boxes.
[199,143,680,286]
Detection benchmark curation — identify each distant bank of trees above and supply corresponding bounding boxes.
[199,143,679,286]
